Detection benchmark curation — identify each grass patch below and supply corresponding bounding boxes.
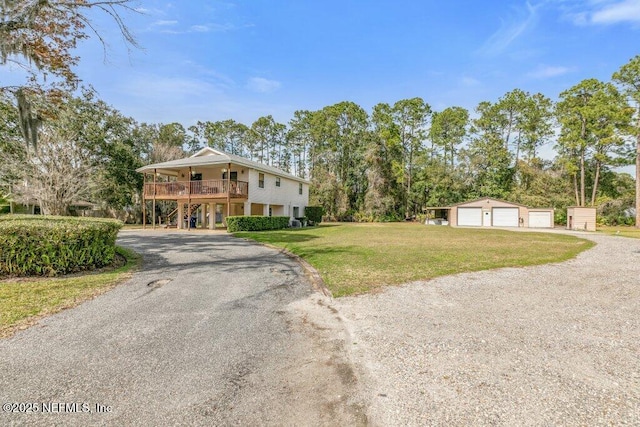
[597,225,640,239]
[235,223,594,297]
[0,246,140,338]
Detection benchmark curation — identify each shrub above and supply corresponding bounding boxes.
[352,212,375,222]
[554,209,567,226]
[0,215,123,276]
[226,216,290,232]
[304,206,324,224]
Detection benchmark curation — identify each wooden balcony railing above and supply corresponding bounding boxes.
[144,179,249,199]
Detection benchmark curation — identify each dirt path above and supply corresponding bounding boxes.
[322,231,640,426]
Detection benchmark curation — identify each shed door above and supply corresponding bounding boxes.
[492,207,519,227]
[457,207,482,226]
[529,211,552,228]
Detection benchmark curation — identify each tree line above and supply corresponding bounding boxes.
[190,57,640,225]
[2,53,638,226]
[0,1,638,224]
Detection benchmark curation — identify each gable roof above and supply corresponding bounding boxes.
[136,147,310,183]
[451,197,529,208]
[450,197,553,210]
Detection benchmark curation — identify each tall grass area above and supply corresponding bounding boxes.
[235,223,594,296]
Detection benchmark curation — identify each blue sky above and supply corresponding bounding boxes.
[5,1,640,129]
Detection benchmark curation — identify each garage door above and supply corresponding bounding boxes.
[457,207,482,226]
[492,207,519,227]
[529,211,552,228]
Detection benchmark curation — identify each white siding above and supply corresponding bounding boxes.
[247,169,309,218]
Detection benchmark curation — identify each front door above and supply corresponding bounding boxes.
[483,210,491,227]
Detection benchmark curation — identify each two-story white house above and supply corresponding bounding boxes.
[136,147,310,229]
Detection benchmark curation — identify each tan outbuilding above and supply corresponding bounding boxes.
[446,197,554,228]
[566,207,597,231]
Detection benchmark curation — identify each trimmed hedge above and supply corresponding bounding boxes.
[304,206,324,224]
[226,215,290,232]
[0,215,123,276]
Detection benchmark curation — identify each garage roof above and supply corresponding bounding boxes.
[450,197,529,208]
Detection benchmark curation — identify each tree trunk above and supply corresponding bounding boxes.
[591,161,601,206]
[504,110,513,151]
[580,150,585,207]
[406,146,413,218]
[579,117,587,207]
[574,174,580,206]
[636,114,640,228]
[514,134,521,176]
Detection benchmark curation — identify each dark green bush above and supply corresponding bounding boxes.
[554,209,567,226]
[304,206,324,224]
[0,215,123,276]
[226,216,290,232]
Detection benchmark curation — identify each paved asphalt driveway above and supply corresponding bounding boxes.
[0,230,364,426]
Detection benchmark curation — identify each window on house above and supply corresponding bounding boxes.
[293,206,300,218]
[222,171,238,181]
[276,177,281,187]
[259,173,264,188]
[298,183,303,195]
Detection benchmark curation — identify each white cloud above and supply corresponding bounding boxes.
[591,0,640,24]
[153,20,178,26]
[119,75,221,101]
[210,23,240,32]
[477,2,540,56]
[460,76,481,87]
[527,65,571,79]
[568,0,640,26]
[188,23,240,33]
[190,25,210,32]
[246,77,281,93]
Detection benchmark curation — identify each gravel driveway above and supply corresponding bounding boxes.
[327,231,640,426]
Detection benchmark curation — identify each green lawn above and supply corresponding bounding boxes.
[597,225,640,239]
[0,247,140,338]
[235,223,594,297]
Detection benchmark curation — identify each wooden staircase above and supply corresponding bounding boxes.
[164,207,179,228]
[162,204,201,228]
[186,204,201,228]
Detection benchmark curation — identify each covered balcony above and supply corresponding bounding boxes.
[143,179,249,200]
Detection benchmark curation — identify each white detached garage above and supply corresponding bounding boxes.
[448,198,554,228]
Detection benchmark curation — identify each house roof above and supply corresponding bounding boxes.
[136,147,310,183]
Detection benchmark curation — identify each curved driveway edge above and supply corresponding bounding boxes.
[327,231,640,426]
[0,230,365,426]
